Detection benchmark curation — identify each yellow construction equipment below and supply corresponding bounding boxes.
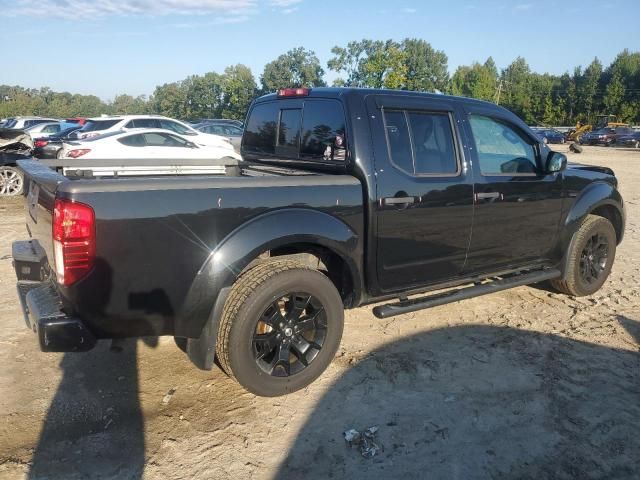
[566,114,630,142]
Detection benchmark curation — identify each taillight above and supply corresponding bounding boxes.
[53,199,95,286]
[34,139,49,148]
[277,87,310,97]
[67,149,91,158]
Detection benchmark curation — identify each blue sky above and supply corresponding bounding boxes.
[0,0,638,100]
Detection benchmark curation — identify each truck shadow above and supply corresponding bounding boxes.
[27,257,162,480]
[277,318,640,480]
[27,338,156,480]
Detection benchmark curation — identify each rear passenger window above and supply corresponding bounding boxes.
[383,110,458,175]
[300,100,346,161]
[469,116,537,175]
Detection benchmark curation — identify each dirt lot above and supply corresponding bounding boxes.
[0,146,639,480]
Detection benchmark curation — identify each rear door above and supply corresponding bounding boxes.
[368,95,474,292]
[462,105,563,273]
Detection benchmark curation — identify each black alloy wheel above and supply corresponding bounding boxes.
[579,233,609,285]
[253,292,327,377]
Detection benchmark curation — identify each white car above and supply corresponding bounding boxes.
[62,129,239,161]
[3,116,60,130]
[73,114,231,148]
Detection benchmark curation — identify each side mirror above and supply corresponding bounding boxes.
[546,151,567,173]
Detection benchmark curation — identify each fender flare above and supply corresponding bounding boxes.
[178,208,361,366]
[558,181,624,279]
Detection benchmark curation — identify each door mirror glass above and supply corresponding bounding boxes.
[546,151,567,173]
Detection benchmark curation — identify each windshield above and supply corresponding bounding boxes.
[3,118,17,128]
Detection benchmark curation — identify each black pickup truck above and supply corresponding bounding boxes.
[13,88,625,396]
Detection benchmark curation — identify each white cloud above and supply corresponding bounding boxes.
[1,0,261,19]
[402,7,417,13]
[514,3,533,10]
[269,0,302,6]
[282,7,299,14]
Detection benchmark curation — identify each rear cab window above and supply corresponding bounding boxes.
[243,98,347,163]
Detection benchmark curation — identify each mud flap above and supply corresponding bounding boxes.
[186,287,230,370]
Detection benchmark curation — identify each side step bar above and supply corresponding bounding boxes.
[373,268,561,319]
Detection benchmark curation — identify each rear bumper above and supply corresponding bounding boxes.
[13,240,96,352]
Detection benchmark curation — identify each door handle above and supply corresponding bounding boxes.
[475,192,503,201]
[383,196,415,206]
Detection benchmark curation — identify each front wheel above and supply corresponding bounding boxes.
[216,259,344,396]
[551,215,617,296]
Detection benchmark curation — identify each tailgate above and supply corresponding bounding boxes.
[17,159,67,266]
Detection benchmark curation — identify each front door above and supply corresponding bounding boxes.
[369,95,474,293]
[462,107,563,274]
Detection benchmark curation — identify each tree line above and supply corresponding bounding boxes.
[2,40,639,126]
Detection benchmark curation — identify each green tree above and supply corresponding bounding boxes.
[500,57,533,121]
[261,47,326,93]
[577,58,603,122]
[152,82,186,118]
[328,38,448,92]
[450,59,497,101]
[401,38,448,92]
[221,64,257,120]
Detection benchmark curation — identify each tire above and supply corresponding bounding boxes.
[551,215,617,297]
[0,166,24,196]
[569,143,583,154]
[56,148,64,159]
[216,259,344,396]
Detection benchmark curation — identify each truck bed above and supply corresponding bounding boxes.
[18,159,364,340]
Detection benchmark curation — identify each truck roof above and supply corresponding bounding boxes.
[255,87,498,109]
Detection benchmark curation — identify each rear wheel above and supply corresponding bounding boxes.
[216,259,344,396]
[551,215,616,296]
[0,166,24,196]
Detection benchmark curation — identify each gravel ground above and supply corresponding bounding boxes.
[0,145,638,480]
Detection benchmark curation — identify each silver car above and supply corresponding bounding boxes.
[197,122,243,152]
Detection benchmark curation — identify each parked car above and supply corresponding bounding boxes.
[32,126,83,159]
[531,128,566,144]
[13,87,625,397]
[580,126,635,146]
[62,129,239,160]
[0,128,32,196]
[24,122,66,139]
[196,122,243,151]
[72,114,231,148]
[614,131,640,148]
[193,118,244,128]
[3,116,60,130]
